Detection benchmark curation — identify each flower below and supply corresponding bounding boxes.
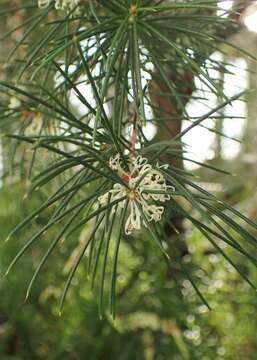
[38,0,80,13]
[8,97,21,109]
[98,154,174,235]
[55,0,80,12]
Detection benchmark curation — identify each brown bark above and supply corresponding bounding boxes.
[149,70,195,256]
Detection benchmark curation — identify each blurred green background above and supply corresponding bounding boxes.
[0,181,256,359]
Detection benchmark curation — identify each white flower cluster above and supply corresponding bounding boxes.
[98,154,174,235]
[38,0,80,13]
[8,97,21,109]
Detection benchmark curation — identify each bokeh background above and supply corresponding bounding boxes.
[0,1,257,359]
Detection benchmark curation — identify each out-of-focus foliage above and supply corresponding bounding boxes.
[0,184,256,359]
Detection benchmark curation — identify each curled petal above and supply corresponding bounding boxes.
[109,154,122,171]
[143,204,164,222]
[38,0,51,8]
[125,201,141,234]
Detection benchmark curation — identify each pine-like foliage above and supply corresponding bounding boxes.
[0,0,256,317]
